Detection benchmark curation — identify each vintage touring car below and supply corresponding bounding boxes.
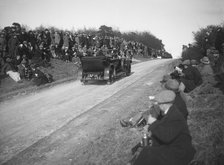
[79,55,131,84]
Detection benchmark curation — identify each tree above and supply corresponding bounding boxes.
[193,25,222,55]
[120,31,164,50]
[98,25,113,37]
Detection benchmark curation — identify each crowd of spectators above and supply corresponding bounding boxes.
[121,27,224,164]
[123,53,224,164]
[122,58,203,165]
[0,22,153,85]
[181,26,224,92]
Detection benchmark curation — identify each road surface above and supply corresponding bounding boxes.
[0,59,173,165]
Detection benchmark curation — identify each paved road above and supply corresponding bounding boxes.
[0,59,173,164]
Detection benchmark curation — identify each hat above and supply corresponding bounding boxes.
[182,60,191,65]
[151,90,176,104]
[12,22,21,27]
[160,74,171,83]
[200,56,210,64]
[164,79,179,91]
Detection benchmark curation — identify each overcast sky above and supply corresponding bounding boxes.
[0,0,224,58]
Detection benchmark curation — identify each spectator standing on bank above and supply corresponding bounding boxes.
[18,28,28,43]
[43,29,51,47]
[63,32,70,49]
[0,33,6,57]
[53,31,61,58]
[27,30,37,52]
[50,30,55,46]
[54,31,61,46]
[8,33,19,58]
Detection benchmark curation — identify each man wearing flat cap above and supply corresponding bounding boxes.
[120,101,162,128]
[163,79,188,120]
[120,78,188,128]
[134,90,195,165]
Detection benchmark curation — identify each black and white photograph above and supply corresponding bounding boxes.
[0,0,224,164]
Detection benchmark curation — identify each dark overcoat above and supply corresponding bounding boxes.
[180,77,196,93]
[174,92,188,120]
[134,105,195,165]
[191,66,202,86]
[183,65,202,87]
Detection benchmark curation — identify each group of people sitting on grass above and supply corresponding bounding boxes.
[120,42,224,165]
[0,22,156,86]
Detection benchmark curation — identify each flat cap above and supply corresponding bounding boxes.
[153,90,176,104]
[164,79,179,91]
[182,59,191,65]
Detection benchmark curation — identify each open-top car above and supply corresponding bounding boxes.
[79,55,131,84]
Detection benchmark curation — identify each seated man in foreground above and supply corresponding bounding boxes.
[133,90,195,165]
[120,77,188,128]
